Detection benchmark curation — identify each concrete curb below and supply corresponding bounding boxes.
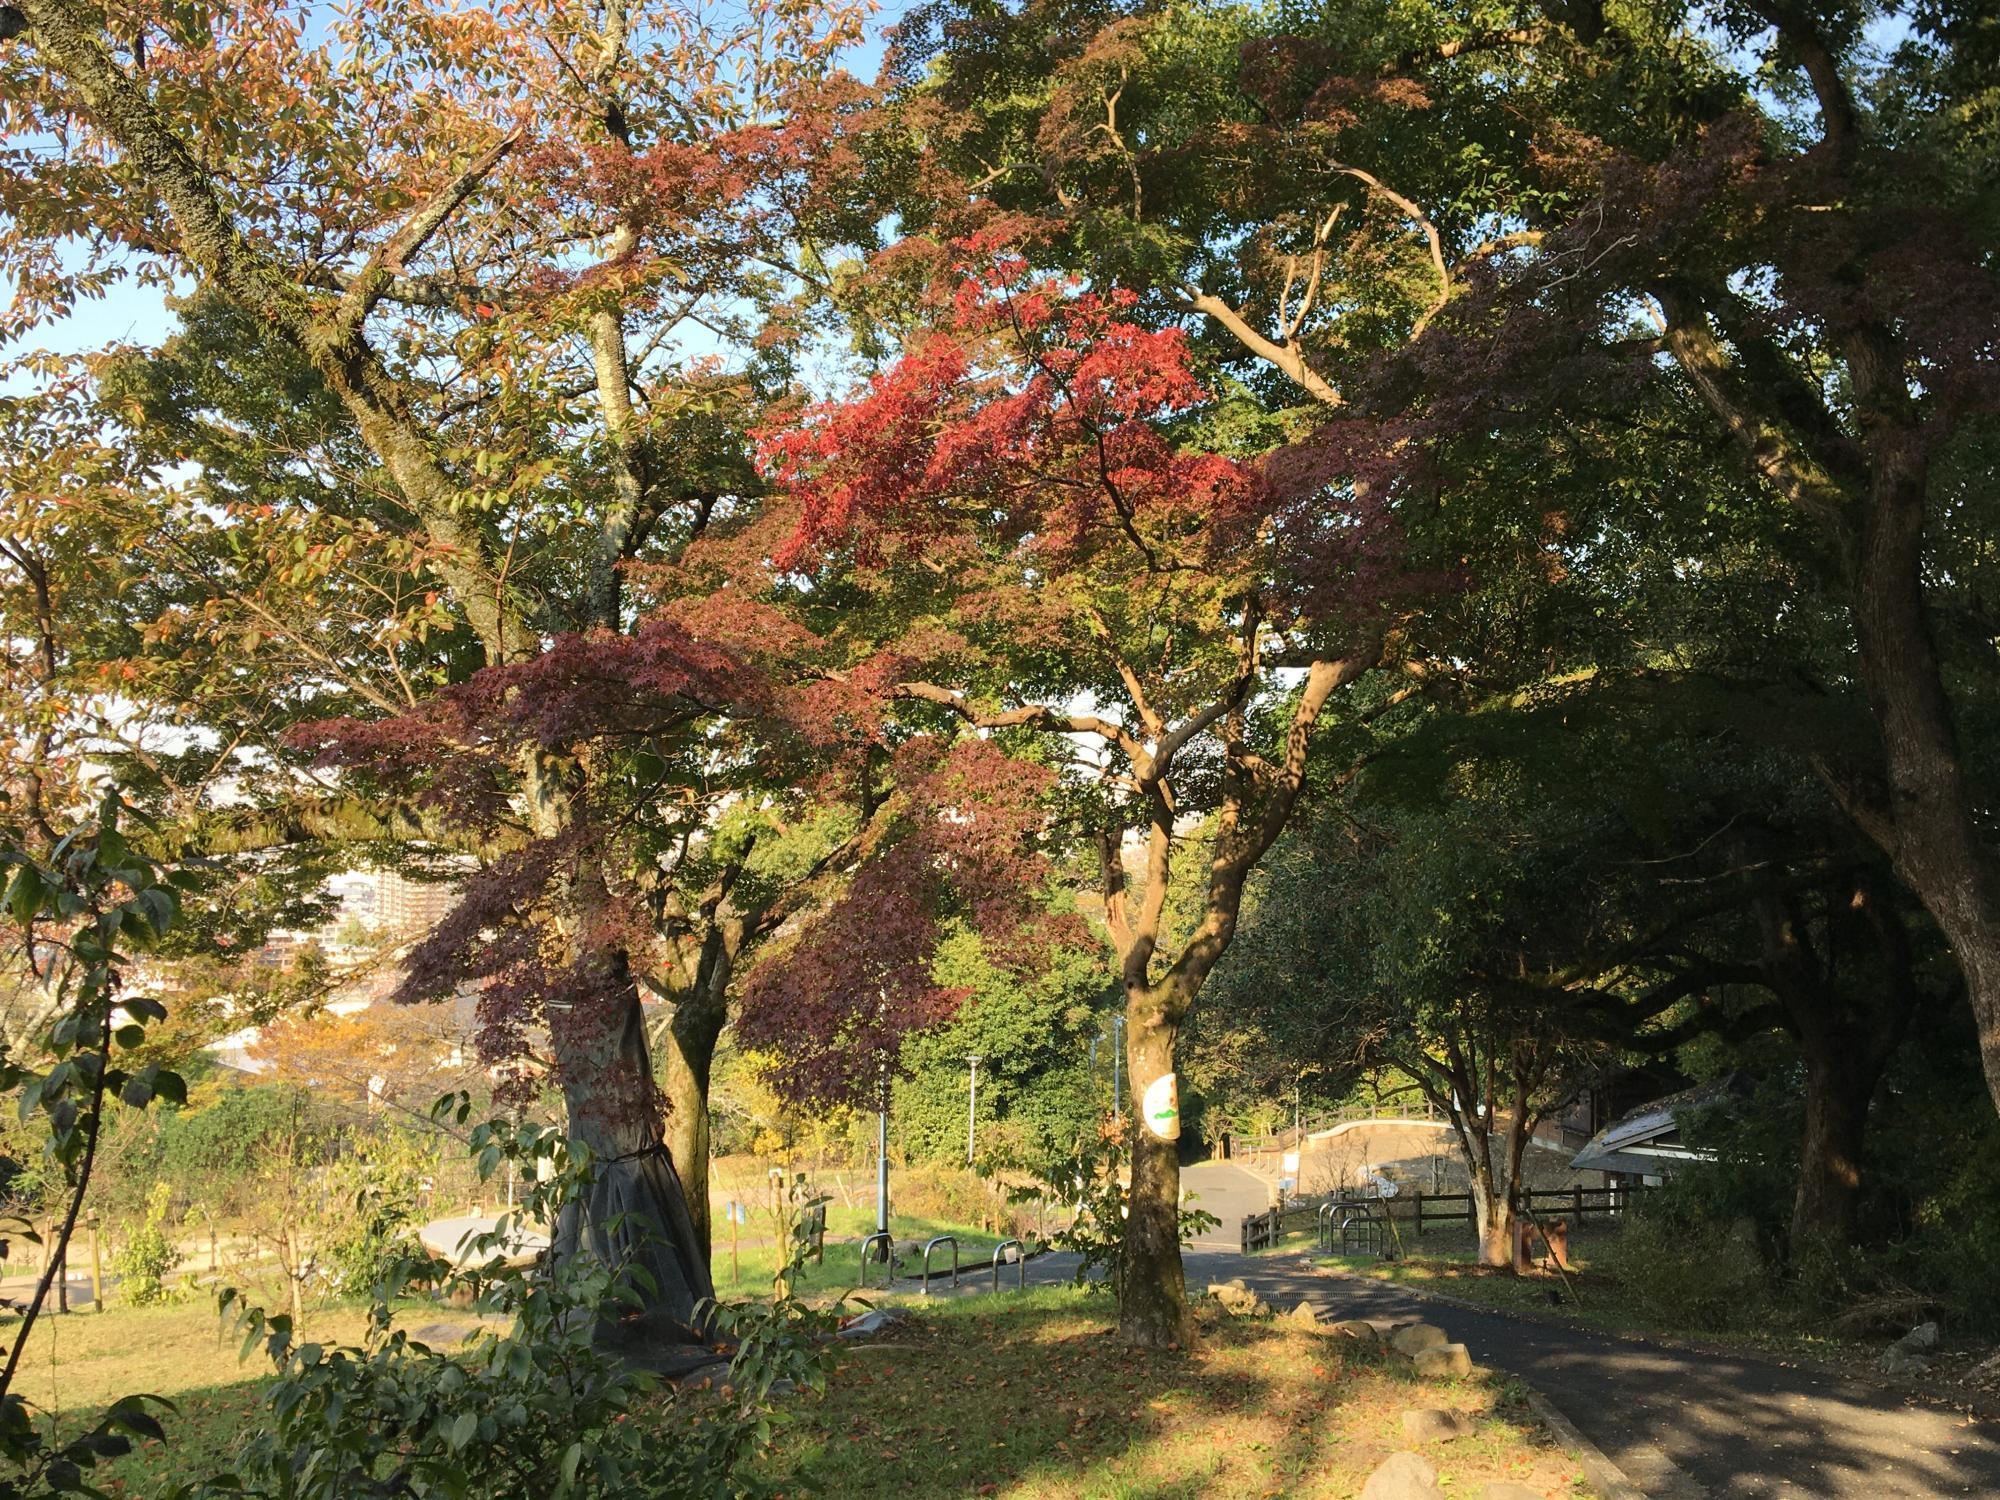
[1520,1387,1651,1500]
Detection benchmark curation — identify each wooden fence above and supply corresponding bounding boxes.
[1405,1183,1649,1236]
[1238,1182,1650,1254]
[1240,1207,1286,1252]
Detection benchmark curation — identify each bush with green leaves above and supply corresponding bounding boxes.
[894,925,1108,1168]
[109,1182,185,1306]
[1593,1207,1772,1332]
[175,1102,836,1500]
[315,1127,442,1297]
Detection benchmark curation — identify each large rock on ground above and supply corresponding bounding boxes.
[1206,1281,1267,1316]
[1897,1321,1940,1351]
[1482,1484,1546,1500]
[1879,1343,1932,1376]
[1413,1343,1475,1379]
[836,1309,907,1339]
[1286,1300,1321,1328]
[1389,1322,1450,1356]
[1360,1451,1446,1500]
[1327,1319,1380,1342]
[1400,1409,1475,1442]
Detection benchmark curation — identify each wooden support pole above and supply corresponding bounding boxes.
[89,1217,103,1313]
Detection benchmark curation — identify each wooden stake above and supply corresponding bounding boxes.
[89,1218,102,1313]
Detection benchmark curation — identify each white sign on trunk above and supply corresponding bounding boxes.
[1142,1072,1180,1141]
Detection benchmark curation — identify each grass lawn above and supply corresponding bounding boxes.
[6,1208,1008,1491]
[757,1287,1588,1498]
[712,1206,1021,1300]
[3,1297,397,1494]
[13,1257,1586,1496]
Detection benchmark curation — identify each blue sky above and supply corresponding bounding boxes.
[10,0,911,369]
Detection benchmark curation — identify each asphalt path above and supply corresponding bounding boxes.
[1186,1242,2000,1499]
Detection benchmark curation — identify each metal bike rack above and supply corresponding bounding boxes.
[858,1231,894,1290]
[990,1238,1025,1292]
[1316,1201,1340,1253]
[920,1235,959,1295]
[1339,1208,1386,1258]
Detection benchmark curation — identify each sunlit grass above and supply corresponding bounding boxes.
[757,1286,1587,1498]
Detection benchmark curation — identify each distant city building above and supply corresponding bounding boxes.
[375,869,459,939]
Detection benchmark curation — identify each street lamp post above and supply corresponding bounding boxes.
[965,1055,983,1166]
[875,1060,890,1237]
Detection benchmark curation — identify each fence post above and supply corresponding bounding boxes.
[89,1218,102,1314]
[1413,1190,1424,1239]
[1573,1185,1584,1223]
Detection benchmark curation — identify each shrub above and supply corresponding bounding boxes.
[1593,1210,1771,1332]
[315,1128,440,1297]
[110,1185,183,1308]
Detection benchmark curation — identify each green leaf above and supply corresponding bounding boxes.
[137,886,178,936]
[4,864,44,923]
[447,1410,478,1451]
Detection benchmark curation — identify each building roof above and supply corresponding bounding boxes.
[1569,1075,1745,1175]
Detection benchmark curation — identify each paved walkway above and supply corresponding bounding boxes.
[1193,1247,2000,1499]
[1182,1160,1274,1248]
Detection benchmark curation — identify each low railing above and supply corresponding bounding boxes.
[990,1238,1025,1292]
[920,1235,959,1296]
[858,1231,893,1290]
[1315,1200,1347,1253]
[1233,1097,1441,1156]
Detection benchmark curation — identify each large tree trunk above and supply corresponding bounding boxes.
[1792,1045,1874,1250]
[1471,1168,1515,1269]
[1119,1002,1192,1348]
[657,988,727,1262]
[1846,447,2000,1120]
[548,981,716,1356]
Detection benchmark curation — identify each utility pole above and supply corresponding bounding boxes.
[965,1055,983,1166]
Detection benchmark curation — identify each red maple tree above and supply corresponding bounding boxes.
[754,240,1408,1344]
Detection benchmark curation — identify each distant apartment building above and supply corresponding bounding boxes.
[374,869,460,939]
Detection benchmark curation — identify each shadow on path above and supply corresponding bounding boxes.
[1192,1247,2000,1499]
